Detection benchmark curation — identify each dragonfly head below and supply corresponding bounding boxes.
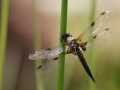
[62,33,72,42]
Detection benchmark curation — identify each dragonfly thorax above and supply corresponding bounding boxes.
[62,33,79,48]
[62,33,75,43]
[67,36,75,44]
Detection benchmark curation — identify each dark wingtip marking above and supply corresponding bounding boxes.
[91,22,95,27]
[37,65,42,69]
[93,35,97,39]
[105,28,110,31]
[53,57,59,60]
[101,11,105,15]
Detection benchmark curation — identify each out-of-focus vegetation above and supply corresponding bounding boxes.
[32,0,44,90]
[0,0,9,89]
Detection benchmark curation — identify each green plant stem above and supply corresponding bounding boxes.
[32,0,43,90]
[89,0,96,24]
[57,0,68,90]
[0,0,9,89]
[88,0,96,90]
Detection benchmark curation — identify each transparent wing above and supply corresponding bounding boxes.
[35,56,60,75]
[35,53,78,75]
[76,11,110,42]
[82,28,114,52]
[29,46,63,60]
[29,46,78,75]
[76,11,114,52]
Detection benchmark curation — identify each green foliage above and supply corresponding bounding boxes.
[0,0,9,89]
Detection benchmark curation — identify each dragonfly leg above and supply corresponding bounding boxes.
[79,42,87,51]
[66,48,73,54]
[59,38,66,46]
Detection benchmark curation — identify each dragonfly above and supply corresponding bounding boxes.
[29,11,114,82]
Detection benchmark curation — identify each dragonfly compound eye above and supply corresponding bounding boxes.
[62,33,71,41]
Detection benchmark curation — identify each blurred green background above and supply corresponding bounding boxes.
[1,0,120,90]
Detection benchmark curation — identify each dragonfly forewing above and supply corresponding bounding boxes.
[76,11,110,42]
[29,46,63,60]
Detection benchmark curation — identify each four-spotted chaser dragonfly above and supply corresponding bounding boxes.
[29,11,114,82]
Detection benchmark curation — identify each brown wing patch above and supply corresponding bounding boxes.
[80,42,87,46]
[76,37,82,42]
[101,11,105,15]
[105,28,109,31]
[91,22,95,27]
[37,65,42,69]
[46,48,51,51]
[93,35,97,39]
[53,57,59,60]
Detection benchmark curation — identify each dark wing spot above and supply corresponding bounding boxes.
[101,11,105,15]
[81,46,86,51]
[93,35,97,39]
[91,22,95,27]
[84,42,87,45]
[46,48,51,51]
[53,57,59,60]
[37,65,42,69]
[105,28,109,31]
